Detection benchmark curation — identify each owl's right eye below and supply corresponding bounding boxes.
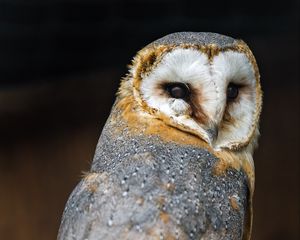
[165,82,190,99]
[227,83,240,101]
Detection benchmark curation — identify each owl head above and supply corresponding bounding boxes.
[118,32,262,153]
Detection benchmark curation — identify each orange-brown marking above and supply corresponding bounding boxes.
[189,85,209,125]
[156,195,166,206]
[159,211,170,224]
[84,172,100,193]
[164,182,176,193]
[229,196,240,211]
[136,197,144,206]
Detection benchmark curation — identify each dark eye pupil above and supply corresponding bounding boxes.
[166,83,189,99]
[227,83,239,100]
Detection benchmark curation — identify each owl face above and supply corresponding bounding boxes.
[126,43,262,152]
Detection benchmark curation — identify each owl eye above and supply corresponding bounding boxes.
[227,83,239,101]
[165,82,190,99]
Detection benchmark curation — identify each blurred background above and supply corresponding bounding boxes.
[0,0,299,239]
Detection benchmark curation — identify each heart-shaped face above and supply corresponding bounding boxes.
[128,42,262,151]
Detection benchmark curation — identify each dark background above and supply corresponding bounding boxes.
[0,0,299,239]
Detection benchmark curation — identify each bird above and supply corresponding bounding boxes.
[58,32,262,240]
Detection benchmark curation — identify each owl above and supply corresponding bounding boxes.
[58,32,262,240]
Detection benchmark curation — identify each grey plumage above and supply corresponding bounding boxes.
[147,32,236,48]
[58,105,249,240]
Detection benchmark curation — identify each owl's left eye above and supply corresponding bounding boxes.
[165,82,190,99]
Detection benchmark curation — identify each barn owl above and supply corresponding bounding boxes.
[58,32,262,240]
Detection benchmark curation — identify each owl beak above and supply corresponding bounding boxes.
[206,123,219,142]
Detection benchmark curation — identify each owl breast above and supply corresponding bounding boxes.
[58,107,249,240]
